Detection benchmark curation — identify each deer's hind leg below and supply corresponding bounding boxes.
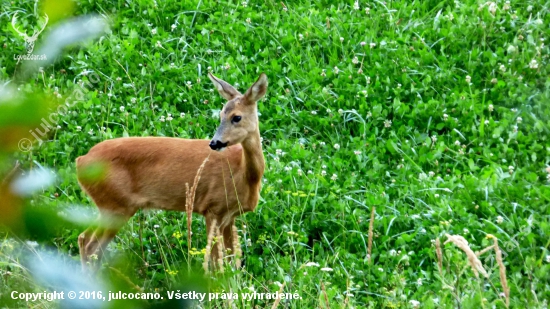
[79,208,136,272]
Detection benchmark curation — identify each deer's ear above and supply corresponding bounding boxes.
[208,73,241,100]
[243,73,268,104]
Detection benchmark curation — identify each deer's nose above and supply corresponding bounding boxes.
[209,140,228,151]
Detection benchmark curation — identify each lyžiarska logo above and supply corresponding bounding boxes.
[12,13,48,61]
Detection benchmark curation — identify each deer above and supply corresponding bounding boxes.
[76,72,267,272]
[11,13,49,55]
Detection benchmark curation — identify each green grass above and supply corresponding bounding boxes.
[1,0,549,308]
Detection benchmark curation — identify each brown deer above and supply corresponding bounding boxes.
[77,72,267,271]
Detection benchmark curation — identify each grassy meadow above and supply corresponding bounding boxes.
[0,0,549,308]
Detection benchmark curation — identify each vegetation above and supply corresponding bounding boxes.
[1,0,549,308]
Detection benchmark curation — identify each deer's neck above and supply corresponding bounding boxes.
[240,129,264,185]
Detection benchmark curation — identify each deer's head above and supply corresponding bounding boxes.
[11,13,48,54]
[208,73,268,151]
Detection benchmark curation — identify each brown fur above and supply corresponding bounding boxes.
[77,73,267,271]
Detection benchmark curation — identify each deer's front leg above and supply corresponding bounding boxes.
[204,213,224,271]
[204,214,241,271]
[224,222,242,268]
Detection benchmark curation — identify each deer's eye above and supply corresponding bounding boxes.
[232,115,242,123]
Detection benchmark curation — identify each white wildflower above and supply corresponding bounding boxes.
[151,28,157,35]
[333,144,340,150]
[496,216,504,224]
[488,2,497,15]
[304,262,320,267]
[410,300,420,308]
[321,267,333,272]
[26,241,38,247]
[465,75,471,83]
[331,174,337,181]
[529,59,538,69]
